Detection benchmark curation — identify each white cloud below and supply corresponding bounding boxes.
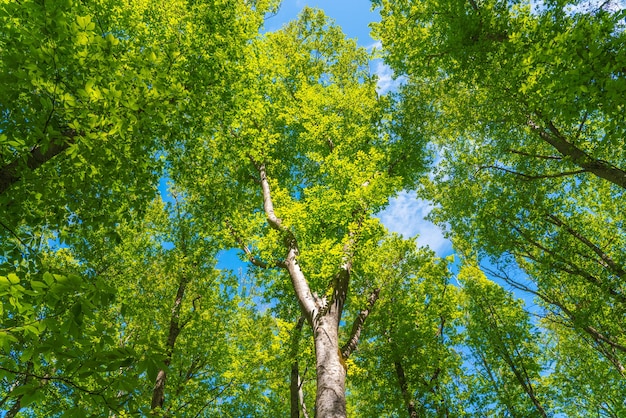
[366,40,382,53]
[377,191,452,256]
[372,60,406,94]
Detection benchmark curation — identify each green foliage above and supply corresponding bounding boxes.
[373,0,626,414]
[1,0,625,415]
[348,237,466,417]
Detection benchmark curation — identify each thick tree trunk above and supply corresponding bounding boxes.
[313,316,346,418]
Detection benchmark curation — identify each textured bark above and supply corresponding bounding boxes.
[527,119,626,189]
[253,160,374,418]
[313,316,346,418]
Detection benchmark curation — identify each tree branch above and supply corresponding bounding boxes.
[507,221,626,304]
[479,164,587,180]
[0,131,77,195]
[0,366,110,397]
[546,214,625,278]
[225,220,276,269]
[341,288,380,359]
[485,265,626,357]
[527,118,626,189]
[506,149,562,160]
[252,160,319,323]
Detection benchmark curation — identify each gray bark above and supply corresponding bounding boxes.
[313,316,346,418]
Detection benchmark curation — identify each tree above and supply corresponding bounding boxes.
[459,265,550,417]
[372,0,626,407]
[347,237,465,417]
[372,0,626,188]
[174,8,429,416]
[0,0,275,415]
[3,0,626,415]
[0,0,270,242]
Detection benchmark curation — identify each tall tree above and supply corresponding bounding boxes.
[372,0,626,404]
[0,0,271,241]
[347,237,465,418]
[372,0,626,188]
[174,8,429,416]
[459,265,550,417]
[0,1,274,414]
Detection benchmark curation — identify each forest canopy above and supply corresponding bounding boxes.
[0,0,624,417]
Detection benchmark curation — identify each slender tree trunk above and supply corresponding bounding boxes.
[291,361,310,418]
[291,317,306,418]
[482,304,548,418]
[0,132,75,195]
[393,359,418,418]
[291,361,302,418]
[151,276,188,411]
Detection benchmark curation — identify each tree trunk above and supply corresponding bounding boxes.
[0,133,75,195]
[313,316,346,418]
[290,317,306,418]
[291,361,302,418]
[393,359,418,418]
[252,160,374,418]
[151,276,187,411]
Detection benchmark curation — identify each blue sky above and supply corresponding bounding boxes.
[264,0,378,46]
